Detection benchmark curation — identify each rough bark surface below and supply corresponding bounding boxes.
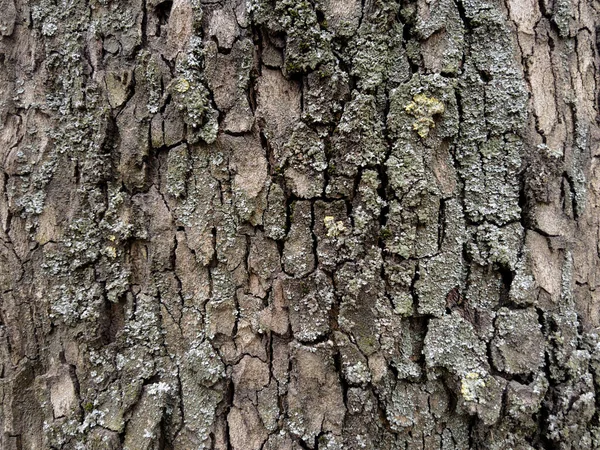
[0,0,599,448]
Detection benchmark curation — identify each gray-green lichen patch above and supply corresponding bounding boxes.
[386,380,422,431]
[328,91,387,197]
[424,314,507,425]
[170,37,218,145]
[177,340,225,448]
[334,331,371,386]
[314,200,351,271]
[350,169,385,256]
[122,384,171,450]
[412,0,464,75]
[384,258,416,316]
[41,207,134,328]
[382,182,440,259]
[491,308,545,375]
[281,123,327,198]
[451,10,528,281]
[424,313,488,376]
[384,379,473,442]
[284,270,334,342]
[416,252,463,317]
[345,0,410,92]
[463,264,502,341]
[169,147,220,266]
[460,372,505,425]
[468,222,524,270]
[543,340,597,447]
[135,50,165,116]
[382,73,459,259]
[166,144,190,198]
[505,374,549,424]
[263,183,287,241]
[571,114,589,218]
[274,0,334,74]
[248,0,334,74]
[508,256,538,307]
[332,91,387,170]
[552,0,574,37]
[465,10,527,136]
[302,61,350,124]
[458,136,523,225]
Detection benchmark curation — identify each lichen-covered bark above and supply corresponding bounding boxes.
[0,0,599,448]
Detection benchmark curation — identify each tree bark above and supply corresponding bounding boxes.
[0,0,599,448]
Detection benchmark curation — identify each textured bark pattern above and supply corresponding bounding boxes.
[0,0,599,448]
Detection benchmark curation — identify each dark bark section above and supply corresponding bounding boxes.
[0,0,599,448]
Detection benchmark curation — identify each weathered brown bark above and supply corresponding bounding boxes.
[0,0,599,448]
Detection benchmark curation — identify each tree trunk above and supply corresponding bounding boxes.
[0,0,599,448]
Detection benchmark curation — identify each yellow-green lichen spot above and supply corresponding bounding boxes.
[460,372,486,402]
[404,93,445,138]
[173,78,191,93]
[104,245,117,259]
[324,216,346,238]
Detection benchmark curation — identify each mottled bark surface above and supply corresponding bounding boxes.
[0,0,599,448]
